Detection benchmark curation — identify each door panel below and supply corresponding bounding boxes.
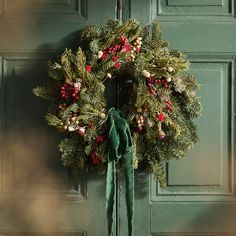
[119,0,236,235]
[0,1,115,235]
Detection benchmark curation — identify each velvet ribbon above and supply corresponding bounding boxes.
[106,107,134,236]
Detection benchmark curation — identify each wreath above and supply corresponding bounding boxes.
[33,19,201,235]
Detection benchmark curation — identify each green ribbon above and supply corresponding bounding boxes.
[106,107,134,236]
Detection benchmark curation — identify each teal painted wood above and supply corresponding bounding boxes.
[0,1,116,235]
[1,1,236,235]
[119,0,236,235]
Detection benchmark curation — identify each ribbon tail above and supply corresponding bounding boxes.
[123,149,134,236]
[106,160,116,236]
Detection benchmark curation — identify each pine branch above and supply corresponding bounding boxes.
[45,113,63,127]
[32,86,56,101]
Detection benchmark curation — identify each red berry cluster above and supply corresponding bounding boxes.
[146,76,160,96]
[162,80,169,89]
[104,44,121,55]
[95,135,107,143]
[91,150,100,164]
[100,35,133,69]
[146,77,171,96]
[90,135,107,165]
[120,35,128,44]
[165,100,173,112]
[60,83,79,102]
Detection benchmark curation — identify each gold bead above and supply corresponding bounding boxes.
[100,113,106,119]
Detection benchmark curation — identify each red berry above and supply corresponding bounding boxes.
[85,65,92,72]
[91,151,100,164]
[156,113,165,122]
[121,44,132,53]
[163,83,168,88]
[112,56,118,61]
[120,35,128,44]
[114,61,121,69]
[95,135,107,143]
[101,53,107,59]
[150,89,155,96]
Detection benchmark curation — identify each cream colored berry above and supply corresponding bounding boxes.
[97,51,103,59]
[100,113,106,119]
[167,66,174,72]
[142,70,151,78]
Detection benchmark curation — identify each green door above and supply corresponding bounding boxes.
[119,0,236,235]
[1,1,236,236]
[0,1,115,235]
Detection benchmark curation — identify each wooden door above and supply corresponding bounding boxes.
[119,0,236,235]
[1,1,236,236]
[0,1,116,235]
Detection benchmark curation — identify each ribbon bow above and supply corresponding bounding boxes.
[106,107,134,236]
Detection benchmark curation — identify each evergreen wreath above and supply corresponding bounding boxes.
[33,19,201,187]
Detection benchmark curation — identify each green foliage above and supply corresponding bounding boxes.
[45,113,63,127]
[151,161,167,187]
[33,86,56,101]
[59,137,86,171]
[33,19,201,185]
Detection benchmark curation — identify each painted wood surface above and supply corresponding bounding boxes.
[0,0,236,235]
[119,0,236,235]
[0,1,116,235]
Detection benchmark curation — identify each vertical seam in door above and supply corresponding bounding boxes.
[115,1,121,235]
